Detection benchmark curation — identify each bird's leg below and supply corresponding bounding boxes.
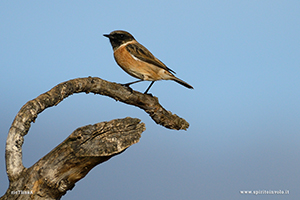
[144,81,155,94]
[121,80,143,87]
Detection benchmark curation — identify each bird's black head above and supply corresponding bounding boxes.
[103,30,135,50]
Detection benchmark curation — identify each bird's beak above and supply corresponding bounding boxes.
[103,34,110,38]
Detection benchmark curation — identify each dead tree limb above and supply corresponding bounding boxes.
[2,77,189,200]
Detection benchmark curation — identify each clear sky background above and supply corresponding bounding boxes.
[1,1,299,199]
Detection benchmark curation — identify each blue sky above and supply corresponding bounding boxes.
[1,1,299,199]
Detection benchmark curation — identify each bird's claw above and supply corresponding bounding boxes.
[120,83,133,93]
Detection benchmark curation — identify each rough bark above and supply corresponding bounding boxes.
[2,77,189,200]
[3,117,144,200]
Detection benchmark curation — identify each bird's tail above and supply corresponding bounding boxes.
[173,77,194,89]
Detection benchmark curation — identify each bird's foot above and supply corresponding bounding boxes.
[144,92,153,97]
[120,83,133,93]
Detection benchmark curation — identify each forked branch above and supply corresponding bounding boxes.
[3,77,189,200]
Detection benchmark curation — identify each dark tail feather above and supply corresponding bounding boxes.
[173,78,194,89]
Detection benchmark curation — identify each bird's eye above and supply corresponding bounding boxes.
[120,34,124,38]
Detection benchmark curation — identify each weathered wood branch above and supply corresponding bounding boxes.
[3,77,189,200]
[3,117,144,200]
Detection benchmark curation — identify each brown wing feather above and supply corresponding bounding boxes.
[126,43,176,74]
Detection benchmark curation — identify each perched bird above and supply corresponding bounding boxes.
[103,30,193,94]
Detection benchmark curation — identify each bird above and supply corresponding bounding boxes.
[103,30,193,94]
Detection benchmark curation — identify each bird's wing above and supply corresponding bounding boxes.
[126,42,176,74]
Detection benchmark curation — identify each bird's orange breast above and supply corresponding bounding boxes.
[113,43,172,81]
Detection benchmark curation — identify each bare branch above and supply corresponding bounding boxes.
[3,117,144,200]
[4,77,189,199]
